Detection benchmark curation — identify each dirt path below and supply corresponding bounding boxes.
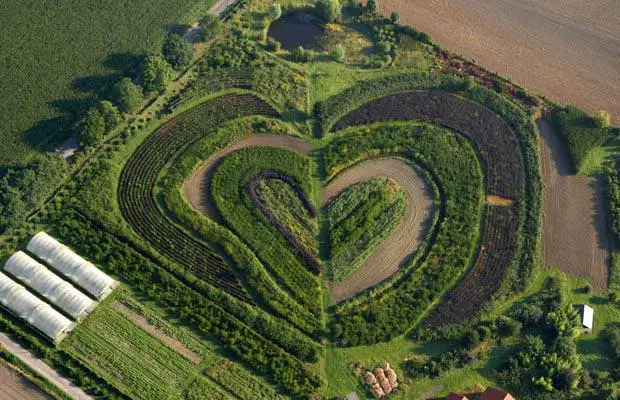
[0,363,51,400]
[184,134,314,221]
[209,0,239,17]
[379,0,620,122]
[539,118,611,288]
[322,159,434,303]
[0,333,93,400]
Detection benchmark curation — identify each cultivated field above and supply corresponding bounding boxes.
[539,117,611,289]
[322,158,434,303]
[379,0,620,121]
[0,363,51,400]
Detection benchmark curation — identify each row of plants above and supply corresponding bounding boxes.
[157,116,323,336]
[211,147,322,314]
[604,164,620,291]
[326,123,484,346]
[247,171,322,274]
[39,208,323,398]
[184,376,235,400]
[326,177,405,282]
[316,72,543,302]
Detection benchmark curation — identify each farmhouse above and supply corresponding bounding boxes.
[573,304,594,333]
[445,393,469,400]
[480,387,515,400]
[27,232,118,300]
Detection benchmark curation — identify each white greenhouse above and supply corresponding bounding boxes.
[27,232,117,300]
[4,251,97,321]
[0,271,75,344]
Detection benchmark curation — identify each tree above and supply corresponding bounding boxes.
[462,329,481,349]
[162,33,194,70]
[331,44,345,62]
[269,3,282,20]
[97,100,121,132]
[366,0,378,13]
[109,78,143,113]
[292,46,310,63]
[390,11,400,23]
[595,109,611,129]
[316,0,342,23]
[77,108,106,145]
[140,55,173,93]
[200,14,222,42]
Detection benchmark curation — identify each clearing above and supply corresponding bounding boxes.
[539,117,611,289]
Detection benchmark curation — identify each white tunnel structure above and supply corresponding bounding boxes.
[27,232,117,300]
[0,271,75,344]
[4,251,97,321]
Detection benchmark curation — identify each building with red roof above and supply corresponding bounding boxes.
[445,393,469,400]
[480,387,515,400]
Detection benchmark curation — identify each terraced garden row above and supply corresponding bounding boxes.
[118,93,279,302]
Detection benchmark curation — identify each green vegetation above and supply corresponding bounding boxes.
[327,177,405,282]
[185,377,235,400]
[162,33,195,71]
[605,165,620,291]
[109,78,144,114]
[140,55,174,93]
[555,106,612,174]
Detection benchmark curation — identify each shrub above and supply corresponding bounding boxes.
[584,283,593,293]
[162,33,194,70]
[316,0,342,23]
[109,77,143,113]
[292,46,311,62]
[140,55,173,93]
[265,37,281,52]
[77,107,105,145]
[269,3,282,20]
[462,329,481,349]
[200,14,222,42]
[97,100,121,132]
[595,109,611,129]
[496,316,522,338]
[366,0,378,13]
[331,44,345,62]
[390,11,399,23]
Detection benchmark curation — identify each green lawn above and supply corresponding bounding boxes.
[0,0,214,165]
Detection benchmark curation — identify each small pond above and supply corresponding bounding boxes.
[268,11,326,51]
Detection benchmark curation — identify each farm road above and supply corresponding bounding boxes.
[209,0,238,16]
[539,118,611,289]
[0,363,51,400]
[0,333,93,400]
[379,0,620,121]
[184,135,434,303]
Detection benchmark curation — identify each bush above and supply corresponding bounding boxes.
[109,78,143,113]
[265,37,281,52]
[269,3,282,20]
[316,0,342,23]
[200,14,222,42]
[463,329,481,349]
[390,11,399,23]
[140,55,173,93]
[162,33,194,70]
[366,0,378,13]
[97,100,121,132]
[331,44,345,62]
[595,109,611,129]
[77,107,105,145]
[292,46,311,62]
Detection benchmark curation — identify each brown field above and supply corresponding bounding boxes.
[0,363,51,400]
[539,117,611,289]
[379,0,620,122]
[322,158,434,303]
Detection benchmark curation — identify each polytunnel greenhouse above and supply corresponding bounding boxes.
[0,271,75,344]
[4,251,97,321]
[26,232,118,300]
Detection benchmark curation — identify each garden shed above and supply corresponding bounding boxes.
[27,232,118,300]
[4,251,97,321]
[573,304,594,332]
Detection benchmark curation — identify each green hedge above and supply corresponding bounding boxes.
[604,165,620,291]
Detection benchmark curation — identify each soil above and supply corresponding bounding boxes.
[539,117,611,289]
[379,0,620,122]
[322,159,434,303]
[0,363,51,400]
[111,301,202,365]
[268,11,326,51]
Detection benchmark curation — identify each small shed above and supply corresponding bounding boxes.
[445,393,469,400]
[480,387,515,400]
[573,304,594,333]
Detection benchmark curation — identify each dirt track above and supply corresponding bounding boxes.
[0,363,51,400]
[322,159,434,303]
[380,0,620,121]
[539,118,611,288]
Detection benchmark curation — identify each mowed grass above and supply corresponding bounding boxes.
[0,0,212,165]
[63,301,201,400]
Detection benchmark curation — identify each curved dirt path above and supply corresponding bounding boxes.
[184,134,314,221]
[379,0,620,122]
[185,136,434,304]
[539,117,611,289]
[322,159,434,303]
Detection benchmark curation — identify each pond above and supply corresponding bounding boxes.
[268,11,326,51]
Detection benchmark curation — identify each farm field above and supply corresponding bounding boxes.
[0,363,52,400]
[378,0,620,122]
[0,0,618,399]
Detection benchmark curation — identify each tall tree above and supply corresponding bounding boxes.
[162,33,194,70]
[109,78,143,113]
[140,55,173,93]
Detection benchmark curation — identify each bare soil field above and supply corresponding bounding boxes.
[539,118,611,289]
[0,363,51,400]
[322,159,434,303]
[379,0,620,121]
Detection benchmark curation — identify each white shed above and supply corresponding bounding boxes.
[4,251,97,321]
[573,304,594,332]
[26,232,118,300]
[0,271,75,344]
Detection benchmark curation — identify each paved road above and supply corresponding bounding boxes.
[0,333,93,400]
[381,0,620,121]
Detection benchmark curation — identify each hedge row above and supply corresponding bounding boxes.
[604,165,620,291]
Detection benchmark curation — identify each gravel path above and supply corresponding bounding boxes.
[539,117,611,288]
[322,159,434,303]
[380,0,620,122]
[0,333,93,400]
[0,363,51,400]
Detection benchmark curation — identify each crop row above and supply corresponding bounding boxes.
[247,171,321,274]
[205,358,288,400]
[119,94,279,302]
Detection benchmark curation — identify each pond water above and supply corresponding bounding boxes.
[268,11,326,51]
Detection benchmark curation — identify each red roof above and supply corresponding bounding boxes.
[480,387,514,400]
[445,394,469,400]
